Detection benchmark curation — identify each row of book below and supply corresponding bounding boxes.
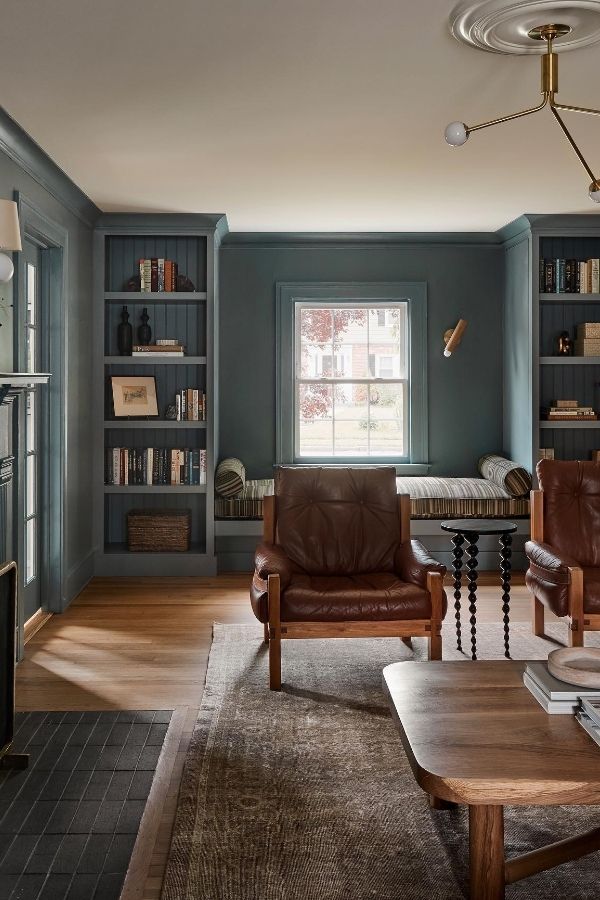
[139,259,179,292]
[132,340,186,358]
[106,447,207,485]
[541,399,597,421]
[539,258,600,293]
[175,389,206,421]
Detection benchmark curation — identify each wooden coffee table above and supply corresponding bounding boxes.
[383,661,600,899]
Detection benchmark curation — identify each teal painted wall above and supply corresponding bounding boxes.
[219,238,504,478]
[0,122,96,603]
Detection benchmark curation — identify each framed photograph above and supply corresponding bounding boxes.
[110,376,159,418]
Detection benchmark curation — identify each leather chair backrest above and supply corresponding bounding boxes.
[538,459,600,567]
[274,466,400,575]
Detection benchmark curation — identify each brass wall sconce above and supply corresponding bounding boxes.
[443,319,468,357]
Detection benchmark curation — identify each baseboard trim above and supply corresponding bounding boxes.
[23,608,53,644]
[64,549,94,608]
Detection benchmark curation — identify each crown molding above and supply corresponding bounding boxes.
[221,231,501,249]
[0,106,100,228]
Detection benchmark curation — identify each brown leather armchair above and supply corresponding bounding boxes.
[526,459,600,645]
[250,466,447,689]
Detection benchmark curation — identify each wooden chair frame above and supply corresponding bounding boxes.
[530,489,600,645]
[262,493,443,690]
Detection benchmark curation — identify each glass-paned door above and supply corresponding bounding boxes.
[20,239,42,619]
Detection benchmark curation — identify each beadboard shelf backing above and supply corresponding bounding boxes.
[504,217,600,471]
[93,216,225,577]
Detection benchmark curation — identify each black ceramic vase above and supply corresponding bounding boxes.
[117,306,133,356]
[138,308,152,346]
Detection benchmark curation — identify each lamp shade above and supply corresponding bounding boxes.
[0,200,22,252]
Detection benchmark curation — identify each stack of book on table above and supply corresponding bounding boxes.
[523,662,600,714]
[577,699,600,748]
[542,400,597,422]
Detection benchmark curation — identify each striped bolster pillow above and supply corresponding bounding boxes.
[478,454,531,498]
[215,457,246,498]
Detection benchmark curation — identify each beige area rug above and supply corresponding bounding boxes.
[162,623,600,900]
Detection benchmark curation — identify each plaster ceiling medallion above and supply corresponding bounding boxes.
[451,0,600,53]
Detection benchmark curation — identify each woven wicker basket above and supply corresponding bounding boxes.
[578,323,600,339]
[127,509,191,552]
[575,338,600,356]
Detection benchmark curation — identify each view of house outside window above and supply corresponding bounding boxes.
[295,303,409,458]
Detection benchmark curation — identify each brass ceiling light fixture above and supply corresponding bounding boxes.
[446,8,600,202]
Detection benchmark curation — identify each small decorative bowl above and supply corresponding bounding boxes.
[547,647,600,689]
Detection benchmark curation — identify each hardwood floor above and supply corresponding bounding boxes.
[14,572,553,899]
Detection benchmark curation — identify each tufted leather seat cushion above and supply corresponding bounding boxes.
[281,572,441,622]
[275,466,400,575]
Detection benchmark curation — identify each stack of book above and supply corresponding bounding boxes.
[175,389,206,421]
[105,447,207,485]
[523,662,600,714]
[132,340,185,358]
[139,259,179,292]
[539,258,600,293]
[577,699,600,748]
[537,448,555,461]
[542,400,597,421]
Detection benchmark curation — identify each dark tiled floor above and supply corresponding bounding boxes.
[0,711,172,900]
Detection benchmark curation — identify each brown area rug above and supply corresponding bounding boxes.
[162,624,600,899]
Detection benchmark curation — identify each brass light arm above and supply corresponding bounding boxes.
[549,104,598,184]
[551,100,600,117]
[467,94,548,135]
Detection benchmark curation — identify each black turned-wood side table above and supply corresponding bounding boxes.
[440,519,518,661]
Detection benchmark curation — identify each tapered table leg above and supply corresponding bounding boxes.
[466,535,479,661]
[451,532,464,652]
[469,805,505,899]
[499,533,512,659]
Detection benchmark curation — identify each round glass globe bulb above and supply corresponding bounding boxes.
[0,252,14,283]
[589,181,600,203]
[444,122,468,146]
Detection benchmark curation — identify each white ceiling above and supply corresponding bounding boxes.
[1,0,600,231]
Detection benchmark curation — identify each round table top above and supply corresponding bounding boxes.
[440,519,518,536]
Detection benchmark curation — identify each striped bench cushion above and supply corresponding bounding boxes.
[214,475,529,520]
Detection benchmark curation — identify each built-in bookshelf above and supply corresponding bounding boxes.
[93,214,227,576]
[502,215,600,476]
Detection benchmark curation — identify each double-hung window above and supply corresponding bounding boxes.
[277,283,428,471]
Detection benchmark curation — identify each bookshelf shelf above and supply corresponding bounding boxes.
[539,294,600,303]
[103,485,207,493]
[539,420,600,429]
[104,542,206,556]
[104,292,207,303]
[93,214,226,576]
[540,357,600,365]
[104,356,207,366]
[103,420,206,429]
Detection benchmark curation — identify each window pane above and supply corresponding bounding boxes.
[27,326,36,372]
[298,383,333,456]
[332,384,368,455]
[369,383,406,457]
[334,308,368,378]
[26,390,36,448]
[26,454,36,517]
[26,518,36,584]
[27,263,36,325]
[370,306,407,378]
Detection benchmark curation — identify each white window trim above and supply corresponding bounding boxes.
[276,282,429,473]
